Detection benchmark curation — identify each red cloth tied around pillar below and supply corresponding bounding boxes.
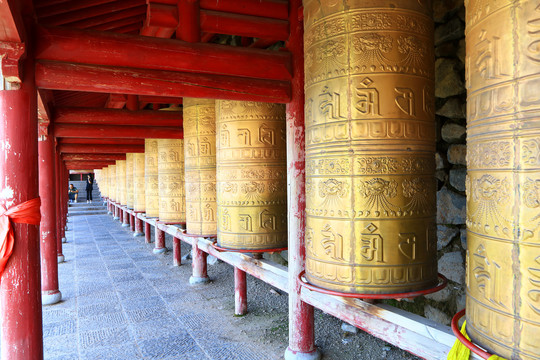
[0,197,41,279]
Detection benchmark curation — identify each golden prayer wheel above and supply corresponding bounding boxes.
[157,139,185,223]
[108,165,116,202]
[145,139,159,217]
[125,153,134,209]
[303,0,438,294]
[216,100,287,250]
[100,168,108,198]
[116,160,126,206]
[183,98,217,235]
[95,169,103,197]
[465,1,540,358]
[133,153,145,212]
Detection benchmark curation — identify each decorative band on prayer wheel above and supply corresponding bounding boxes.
[116,160,126,205]
[216,100,287,251]
[126,153,134,209]
[145,139,159,217]
[133,153,145,212]
[183,98,217,235]
[157,139,185,223]
[464,1,540,358]
[108,165,116,202]
[304,0,437,294]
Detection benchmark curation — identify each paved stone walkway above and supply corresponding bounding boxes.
[44,214,279,360]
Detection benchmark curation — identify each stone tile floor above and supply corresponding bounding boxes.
[44,214,279,360]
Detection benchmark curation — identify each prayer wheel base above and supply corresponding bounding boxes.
[133,232,144,237]
[300,271,447,300]
[213,241,287,254]
[121,223,130,228]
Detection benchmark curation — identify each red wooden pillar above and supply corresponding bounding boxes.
[130,214,135,232]
[61,163,67,243]
[173,237,181,266]
[144,222,151,243]
[0,23,44,359]
[235,268,247,316]
[56,149,65,262]
[284,2,320,359]
[153,224,166,254]
[134,216,144,237]
[39,127,62,305]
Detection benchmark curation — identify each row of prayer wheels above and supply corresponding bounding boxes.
[100,99,288,252]
[95,1,538,357]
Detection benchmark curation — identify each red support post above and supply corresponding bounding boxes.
[284,2,320,359]
[130,214,135,232]
[153,225,166,254]
[189,241,209,285]
[144,222,151,243]
[235,267,247,316]
[0,16,44,358]
[134,216,144,237]
[56,149,67,260]
[113,203,120,220]
[39,126,62,305]
[173,237,181,266]
[62,163,68,237]
[122,209,129,227]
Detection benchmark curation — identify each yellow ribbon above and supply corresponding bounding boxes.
[448,320,471,360]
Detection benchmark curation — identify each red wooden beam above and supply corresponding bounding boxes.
[148,4,289,41]
[64,5,146,29]
[65,160,117,169]
[105,94,127,109]
[58,144,144,154]
[62,154,126,161]
[176,0,199,42]
[54,107,182,127]
[59,138,144,145]
[113,23,144,34]
[0,0,25,42]
[39,0,145,26]
[36,61,291,103]
[138,95,182,104]
[88,15,143,31]
[36,26,292,81]
[150,0,288,20]
[54,123,183,139]
[37,0,116,18]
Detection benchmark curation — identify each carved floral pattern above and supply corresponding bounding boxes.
[358,178,398,212]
